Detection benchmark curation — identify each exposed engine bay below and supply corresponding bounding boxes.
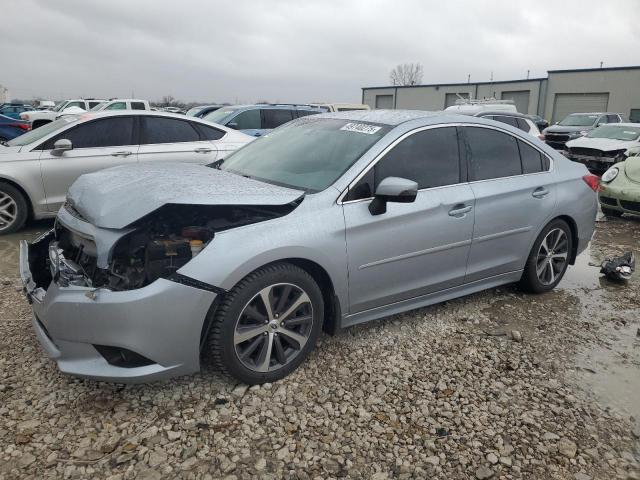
[46,202,299,291]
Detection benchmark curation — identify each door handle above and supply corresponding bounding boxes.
[532,187,550,198]
[194,148,213,154]
[111,151,132,157]
[448,204,473,217]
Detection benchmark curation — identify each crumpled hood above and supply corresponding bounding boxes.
[566,136,638,152]
[544,125,592,134]
[67,163,304,229]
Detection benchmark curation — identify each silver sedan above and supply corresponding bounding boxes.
[0,111,252,233]
[21,110,597,384]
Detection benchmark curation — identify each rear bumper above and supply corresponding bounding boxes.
[20,239,217,383]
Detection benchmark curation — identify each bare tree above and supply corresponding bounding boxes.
[389,63,424,86]
[161,95,175,107]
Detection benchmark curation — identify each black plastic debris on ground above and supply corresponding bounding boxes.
[600,251,635,282]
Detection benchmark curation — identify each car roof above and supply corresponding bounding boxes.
[566,112,621,115]
[604,122,640,127]
[69,110,218,122]
[473,111,531,119]
[222,104,324,111]
[317,109,442,126]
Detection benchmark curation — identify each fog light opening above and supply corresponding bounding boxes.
[93,345,155,368]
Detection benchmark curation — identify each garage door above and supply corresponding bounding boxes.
[375,95,394,109]
[444,92,470,109]
[501,90,530,113]
[551,93,609,123]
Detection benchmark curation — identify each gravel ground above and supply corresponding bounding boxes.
[0,218,639,479]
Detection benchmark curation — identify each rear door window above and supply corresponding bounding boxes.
[143,116,201,144]
[131,102,146,110]
[194,122,225,140]
[463,126,522,181]
[230,109,262,130]
[491,115,519,128]
[518,140,544,174]
[607,114,620,123]
[516,117,531,132]
[262,109,295,129]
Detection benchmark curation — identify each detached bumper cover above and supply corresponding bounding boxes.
[20,241,217,383]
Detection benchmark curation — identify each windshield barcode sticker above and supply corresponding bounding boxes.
[340,123,381,134]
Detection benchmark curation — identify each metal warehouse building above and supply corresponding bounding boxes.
[362,65,640,123]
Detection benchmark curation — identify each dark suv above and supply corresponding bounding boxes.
[542,112,624,150]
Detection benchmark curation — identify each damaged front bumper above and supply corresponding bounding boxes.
[19,231,218,383]
[565,153,617,172]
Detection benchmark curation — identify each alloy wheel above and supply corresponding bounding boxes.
[0,192,18,232]
[234,283,313,372]
[536,228,569,286]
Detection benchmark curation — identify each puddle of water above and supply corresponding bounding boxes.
[0,220,53,280]
[559,215,640,422]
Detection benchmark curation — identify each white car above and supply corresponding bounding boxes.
[310,103,370,112]
[89,99,151,112]
[20,99,106,129]
[0,111,253,233]
[565,123,640,172]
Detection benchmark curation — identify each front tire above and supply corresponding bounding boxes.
[0,182,28,235]
[208,263,324,384]
[519,219,573,293]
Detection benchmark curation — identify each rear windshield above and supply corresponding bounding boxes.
[587,125,640,141]
[559,114,598,127]
[220,118,390,192]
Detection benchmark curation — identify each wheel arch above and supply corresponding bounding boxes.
[200,257,342,351]
[0,176,34,220]
[555,214,579,265]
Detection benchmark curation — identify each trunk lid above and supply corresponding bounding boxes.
[68,162,305,229]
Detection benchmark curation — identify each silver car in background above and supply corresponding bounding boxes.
[0,111,252,233]
[20,110,598,385]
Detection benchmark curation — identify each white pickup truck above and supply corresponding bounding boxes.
[20,99,105,128]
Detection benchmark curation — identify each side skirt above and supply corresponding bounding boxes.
[341,270,523,328]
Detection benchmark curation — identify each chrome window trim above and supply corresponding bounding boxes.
[337,122,554,205]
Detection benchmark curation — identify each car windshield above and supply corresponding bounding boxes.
[185,106,203,116]
[559,114,599,126]
[203,108,239,124]
[6,116,79,147]
[587,125,640,141]
[219,117,390,192]
[90,102,108,111]
[51,102,67,112]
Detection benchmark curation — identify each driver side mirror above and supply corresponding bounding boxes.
[51,139,73,156]
[369,177,418,216]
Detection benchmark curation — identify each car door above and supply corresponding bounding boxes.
[342,126,475,313]
[462,125,557,283]
[137,116,218,164]
[39,116,139,212]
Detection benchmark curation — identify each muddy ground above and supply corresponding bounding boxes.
[0,217,638,479]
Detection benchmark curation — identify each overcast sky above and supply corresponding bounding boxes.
[2,0,639,104]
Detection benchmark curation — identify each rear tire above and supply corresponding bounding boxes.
[0,182,28,235]
[601,207,623,218]
[519,219,573,294]
[208,263,324,385]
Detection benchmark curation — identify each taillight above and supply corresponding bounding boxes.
[582,174,600,192]
[13,123,31,131]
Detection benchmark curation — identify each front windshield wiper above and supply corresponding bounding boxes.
[0,140,8,146]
